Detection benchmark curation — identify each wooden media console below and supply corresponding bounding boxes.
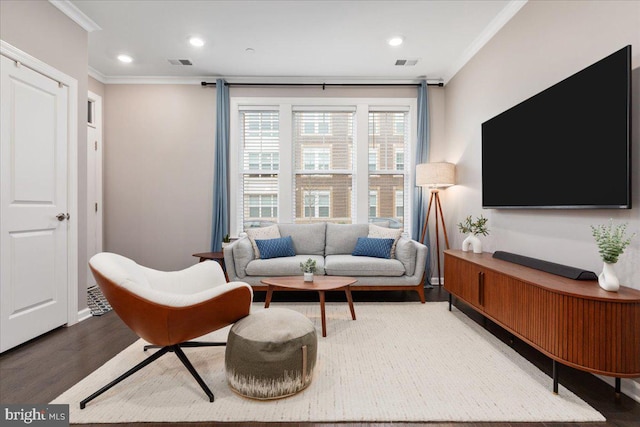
[444,249,640,395]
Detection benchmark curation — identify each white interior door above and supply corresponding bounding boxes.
[0,55,69,352]
[86,91,102,288]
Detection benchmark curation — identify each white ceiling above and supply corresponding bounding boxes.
[61,0,527,84]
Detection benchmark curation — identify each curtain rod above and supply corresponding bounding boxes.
[201,81,444,88]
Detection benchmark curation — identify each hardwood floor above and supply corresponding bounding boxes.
[1,287,639,427]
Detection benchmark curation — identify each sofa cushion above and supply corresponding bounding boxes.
[232,237,255,278]
[368,223,403,258]
[324,254,405,277]
[394,237,417,276]
[246,225,280,258]
[255,236,296,259]
[352,237,395,259]
[246,255,326,276]
[325,223,369,255]
[278,223,326,256]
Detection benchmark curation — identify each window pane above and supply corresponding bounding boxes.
[242,174,278,228]
[368,111,408,230]
[242,111,279,171]
[294,110,354,224]
[294,111,354,171]
[240,111,280,231]
[295,174,352,223]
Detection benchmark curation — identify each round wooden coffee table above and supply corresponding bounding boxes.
[261,276,357,337]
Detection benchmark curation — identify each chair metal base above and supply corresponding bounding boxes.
[80,341,226,409]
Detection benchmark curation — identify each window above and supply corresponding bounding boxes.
[294,110,354,224]
[395,150,404,171]
[231,99,414,235]
[240,110,279,230]
[248,194,277,218]
[301,112,332,135]
[302,147,330,170]
[368,151,378,171]
[369,190,378,217]
[303,190,330,218]
[368,111,409,227]
[395,190,404,218]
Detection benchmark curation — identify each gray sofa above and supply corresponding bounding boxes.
[223,222,428,302]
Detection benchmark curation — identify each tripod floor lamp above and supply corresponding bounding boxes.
[416,162,456,285]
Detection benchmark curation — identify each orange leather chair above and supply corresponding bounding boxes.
[80,252,253,409]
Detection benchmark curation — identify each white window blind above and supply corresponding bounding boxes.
[293,110,354,224]
[240,110,279,229]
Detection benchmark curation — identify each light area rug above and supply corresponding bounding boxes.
[52,302,605,423]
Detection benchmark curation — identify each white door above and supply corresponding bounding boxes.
[0,55,69,352]
[86,92,103,288]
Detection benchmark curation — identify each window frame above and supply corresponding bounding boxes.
[229,98,416,236]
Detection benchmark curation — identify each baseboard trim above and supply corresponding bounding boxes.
[597,375,640,403]
[77,308,92,323]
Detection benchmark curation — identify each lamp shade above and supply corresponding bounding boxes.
[416,162,455,188]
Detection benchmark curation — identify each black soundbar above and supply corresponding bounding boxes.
[492,251,597,280]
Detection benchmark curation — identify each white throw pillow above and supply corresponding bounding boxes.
[245,225,281,258]
[368,223,402,258]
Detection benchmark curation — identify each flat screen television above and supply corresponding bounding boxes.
[481,45,632,209]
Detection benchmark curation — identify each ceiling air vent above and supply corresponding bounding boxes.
[168,59,193,66]
[395,59,418,66]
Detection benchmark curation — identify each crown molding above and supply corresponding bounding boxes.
[98,75,213,85]
[88,66,107,84]
[49,0,101,32]
[443,0,528,84]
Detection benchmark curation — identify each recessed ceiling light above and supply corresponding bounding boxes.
[189,37,205,47]
[245,48,255,54]
[117,54,133,63]
[388,36,404,47]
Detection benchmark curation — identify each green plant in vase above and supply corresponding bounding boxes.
[457,215,489,253]
[300,258,317,282]
[591,220,635,292]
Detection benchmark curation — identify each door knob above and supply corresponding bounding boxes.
[56,213,69,221]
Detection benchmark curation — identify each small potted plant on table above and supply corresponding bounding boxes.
[221,234,231,249]
[300,258,317,282]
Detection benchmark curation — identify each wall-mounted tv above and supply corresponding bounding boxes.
[482,45,631,209]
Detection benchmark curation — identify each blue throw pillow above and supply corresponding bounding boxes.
[352,237,395,259]
[255,236,296,259]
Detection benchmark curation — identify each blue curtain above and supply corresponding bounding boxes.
[211,79,229,252]
[411,80,431,285]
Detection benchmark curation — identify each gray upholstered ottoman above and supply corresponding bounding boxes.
[225,308,317,399]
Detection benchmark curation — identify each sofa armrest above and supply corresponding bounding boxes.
[395,237,428,277]
[224,236,254,279]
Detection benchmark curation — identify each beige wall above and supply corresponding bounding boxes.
[441,0,640,398]
[103,84,216,270]
[89,76,105,98]
[0,0,90,310]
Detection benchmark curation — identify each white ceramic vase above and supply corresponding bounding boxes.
[462,234,482,253]
[304,272,314,282]
[598,262,620,292]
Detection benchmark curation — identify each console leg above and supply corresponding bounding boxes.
[552,360,559,394]
[615,377,621,399]
[448,293,452,311]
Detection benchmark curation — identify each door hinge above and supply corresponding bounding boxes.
[95,202,98,212]
[94,141,97,151]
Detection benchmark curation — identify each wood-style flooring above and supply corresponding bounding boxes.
[1,287,639,427]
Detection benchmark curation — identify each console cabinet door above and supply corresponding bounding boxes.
[444,253,482,310]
